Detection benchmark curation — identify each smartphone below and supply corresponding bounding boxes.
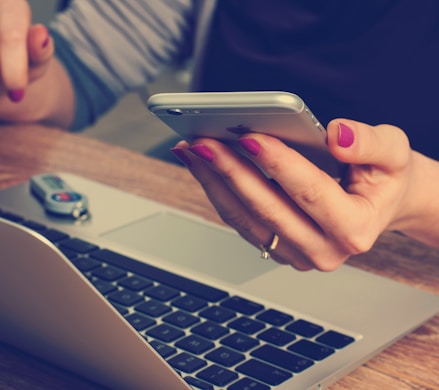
[147,91,343,177]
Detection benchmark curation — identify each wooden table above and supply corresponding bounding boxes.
[0,124,438,390]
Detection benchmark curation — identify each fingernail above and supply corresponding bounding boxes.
[7,89,25,103]
[188,144,215,162]
[170,147,192,167]
[338,123,354,148]
[238,138,261,156]
[42,36,50,48]
[41,25,50,48]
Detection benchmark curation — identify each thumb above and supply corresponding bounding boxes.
[327,119,411,172]
[27,24,54,80]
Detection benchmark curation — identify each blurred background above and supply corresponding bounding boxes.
[28,0,189,160]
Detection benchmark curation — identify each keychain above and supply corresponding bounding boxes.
[30,174,90,220]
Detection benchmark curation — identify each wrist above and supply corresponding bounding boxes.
[390,151,439,247]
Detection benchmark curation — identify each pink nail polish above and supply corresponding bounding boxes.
[189,144,215,162]
[8,89,25,103]
[42,36,50,48]
[338,123,354,148]
[40,25,50,48]
[170,147,192,167]
[238,138,261,156]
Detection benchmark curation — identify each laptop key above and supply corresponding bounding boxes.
[92,265,126,281]
[108,289,144,307]
[228,377,270,390]
[58,247,80,259]
[0,212,24,223]
[251,345,314,373]
[256,309,294,326]
[168,352,207,374]
[236,359,292,386]
[144,284,180,301]
[172,295,208,312]
[220,332,259,352]
[286,319,324,338]
[196,364,238,387]
[146,323,185,343]
[149,340,177,359]
[228,317,265,335]
[316,330,355,349]
[257,327,296,346]
[205,346,245,367]
[111,303,128,316]
[221,296,264,316]
[163,310,199,328]
[191,321,229,340]
[184,376,213,390]
[135,299,171,317]
[199,306,236,323]
[288,339,335,361]
[22,220,47,231]
[59,238,98,254]
[71,256,102,271]
[39,228,69,243]
[175,334,215,355]
[118,275,153,291]
[124,312,156,331]
[88,276,117,295]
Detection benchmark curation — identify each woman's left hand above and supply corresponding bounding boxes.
[172,119,415,271]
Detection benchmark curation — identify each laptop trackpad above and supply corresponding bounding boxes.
[101,212,278,285]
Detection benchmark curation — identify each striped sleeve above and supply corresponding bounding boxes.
[49,0,196,129]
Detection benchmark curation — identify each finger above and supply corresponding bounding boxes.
[327,119,411,172]
[173,140,272,245]
[28,24,52,64]
[178,139,339,269]
[0,0,31,92]
[269,243,315,271]
[27,24,53,81]
[235,133,359,239]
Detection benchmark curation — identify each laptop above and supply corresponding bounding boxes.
[0,172,438,390]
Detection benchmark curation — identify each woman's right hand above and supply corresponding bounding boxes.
[0,0,56,122]
[175,118,439,271]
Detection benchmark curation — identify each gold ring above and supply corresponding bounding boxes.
[260,233,279,259]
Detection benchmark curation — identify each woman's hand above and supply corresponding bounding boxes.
[171,119,435,271]
[0,0,73,126]
[0,0,53,99]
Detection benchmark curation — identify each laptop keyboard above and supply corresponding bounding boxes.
[0,211,356,390]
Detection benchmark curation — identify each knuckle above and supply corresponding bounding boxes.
[309,253,346,272]
[220,212,255,240]
[338,233,375,257]
[305,234,375,272]
[218,163,237,184]
[305,248,346,271]
[292,181,325,206]
[261,153,285,175]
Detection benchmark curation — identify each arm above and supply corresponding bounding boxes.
[171,119,439,271]
[390,151,439,247]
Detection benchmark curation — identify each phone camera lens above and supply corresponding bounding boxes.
[167,108,183,116]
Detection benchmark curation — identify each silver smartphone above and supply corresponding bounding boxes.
[147,91,342,177]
